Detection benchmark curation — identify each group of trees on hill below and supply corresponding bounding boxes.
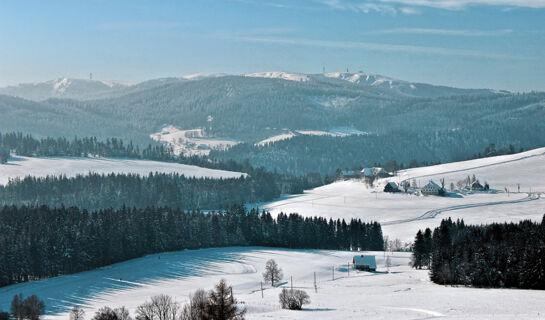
[0,169,321,211]
[0,132,170,160]
[211,123,542,176]
[0,204,384,288]
[412,217,545,289]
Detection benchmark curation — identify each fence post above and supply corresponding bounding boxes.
[291,276,293,291]
[261,281,263,298]
[314,272,317,293]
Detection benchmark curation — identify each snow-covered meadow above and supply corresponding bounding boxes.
[0,155,245,185]
[258,147,545,242]
[2,247,544,319]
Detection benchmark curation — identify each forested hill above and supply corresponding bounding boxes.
[0,74,526,144]
[1,74,544,175]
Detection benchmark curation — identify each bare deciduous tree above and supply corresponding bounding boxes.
[70,306,85,320]
[92,307,118,320]
[136,295,179,320]
[263,259,283,286]
[180,289,210,320]
[114,307,132,320]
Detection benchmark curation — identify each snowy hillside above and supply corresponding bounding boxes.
[258,147,545,242]
[0,155,245,185]
[1,247,544,319]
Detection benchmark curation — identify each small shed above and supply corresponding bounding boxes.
[384,181,399,193]
[353,255,377,271]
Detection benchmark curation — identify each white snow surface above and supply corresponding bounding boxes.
[150,126,240,156]
[257,147,545,242]
[179,73,229,81]
[1,247,544,319]
[245,72,310,82]
[255,127,367,146]
[0,155,245,185]
[325,72,403,88]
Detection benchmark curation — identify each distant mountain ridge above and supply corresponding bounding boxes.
[0,71,497,101]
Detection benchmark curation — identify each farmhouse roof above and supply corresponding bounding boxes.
[353,255,377,269]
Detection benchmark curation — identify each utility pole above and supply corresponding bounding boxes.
[347,262,350,277]
[261,281,263,298]
[332,266,334,281]
[291,276,293,290]
[314,272,317,293]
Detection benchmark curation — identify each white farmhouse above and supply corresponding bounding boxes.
[421,180,442,195]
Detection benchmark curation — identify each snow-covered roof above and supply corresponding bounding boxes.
[423,180,441,189]
[361,167,386,176]
[387,182,398,188]
[353,255,376,269]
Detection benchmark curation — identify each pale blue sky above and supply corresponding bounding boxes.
[1,0,544,91]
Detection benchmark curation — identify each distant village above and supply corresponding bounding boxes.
[339,167,490,196]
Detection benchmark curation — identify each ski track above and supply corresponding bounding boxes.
[383,193,541,226]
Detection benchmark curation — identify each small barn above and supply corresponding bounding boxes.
[353,255,376,271]
[383,181,399,193]
[421,180,442,195]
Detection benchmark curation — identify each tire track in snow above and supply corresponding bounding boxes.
[382,193,541,226]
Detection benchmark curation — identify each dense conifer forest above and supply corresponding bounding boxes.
[0,172,283,211]
[412,217,545,289]
[0,205,384,288]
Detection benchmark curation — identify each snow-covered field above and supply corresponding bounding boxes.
[150,126,240,156]
[0,155,245,185]
[1,247,544,319]
[257,147,545,242]
[256,127,367,146]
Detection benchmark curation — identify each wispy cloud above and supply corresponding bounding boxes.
[371,28,514,36]
[318,0,545,12]
[318,0,419,14]
[223,35,528,60]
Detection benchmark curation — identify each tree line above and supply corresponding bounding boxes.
[0,172,279,211]
[412,216,545,289]
[0,204,384,288]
